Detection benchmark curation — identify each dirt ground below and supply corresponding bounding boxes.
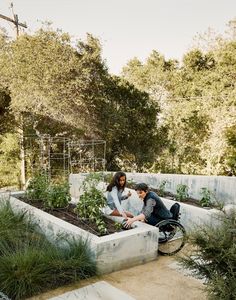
[29,255,207,300]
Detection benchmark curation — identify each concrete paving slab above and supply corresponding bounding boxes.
[48,281,136,300]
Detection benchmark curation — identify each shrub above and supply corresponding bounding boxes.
[0,202,96,299]
[178,210,236,300]
[0,201,40,254]
[103,172,113,184]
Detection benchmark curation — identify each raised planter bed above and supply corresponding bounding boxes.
[8,192,159,274]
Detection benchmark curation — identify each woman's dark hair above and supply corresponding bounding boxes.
[134,183,149,192]
[106,171,127,192]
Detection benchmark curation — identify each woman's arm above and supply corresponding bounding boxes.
[121,190,132,200]
[124,213,145,227]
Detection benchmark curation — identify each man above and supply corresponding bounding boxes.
[124,183,172,227]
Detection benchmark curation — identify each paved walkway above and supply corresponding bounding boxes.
[28,255,207,300]
[48,281,135,300]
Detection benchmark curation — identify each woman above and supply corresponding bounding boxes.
[106,171,133,218]
[124,182,172,227]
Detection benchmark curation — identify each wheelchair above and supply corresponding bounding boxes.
[155,203,186,255]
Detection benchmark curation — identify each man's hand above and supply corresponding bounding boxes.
[123,217,134,228]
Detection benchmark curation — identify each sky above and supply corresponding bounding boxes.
[0,0,236,75]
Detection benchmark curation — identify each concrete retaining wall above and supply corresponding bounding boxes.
[125,173,236,205]
[69,173,236,205]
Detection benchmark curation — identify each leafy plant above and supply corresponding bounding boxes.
[178,210,236,300]
[0,201,40,254]
[176,184,189,202]
[126,178,136,189]
[44,182,71,209]
[114,222,123,231]
[76,173,107,235]
[158,180,168,197]
[200,187,212,207]
[26,173,49,201]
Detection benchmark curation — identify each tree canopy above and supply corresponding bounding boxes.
[122,22,236,175]
[0,27,159,185]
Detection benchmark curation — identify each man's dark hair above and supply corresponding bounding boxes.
[134,183,149,192]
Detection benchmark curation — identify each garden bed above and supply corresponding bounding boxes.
[127,183,215,208]
[155,191,203,208]
[17,195,120,236]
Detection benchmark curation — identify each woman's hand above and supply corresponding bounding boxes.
[127,191,132,198]
[121,212,128,219]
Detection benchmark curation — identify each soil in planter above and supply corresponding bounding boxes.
[159,192,202,208]
[17,196,126,236]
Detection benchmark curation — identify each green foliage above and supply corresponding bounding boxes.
[114,222,123,231]
[1,28,161,172]
[122,23,236,175]
[0,201,96,299]
[99,75,160,171]
[0,133,20,188]
[0,201,40,253]
[126,178,136,189]
[1,21,236,175]
[103,172,113,184]
[200,187,213,207]
[45,182,71,209]
[76,173,107,235]
[26,173,71,208]
[26,173,49,201]
[178,210,236,299]
[0,85,13,135]
[158,180,168,197]
[176,184,189,202]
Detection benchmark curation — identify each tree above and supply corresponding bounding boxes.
[0,27,164,178]
[95,75,160,171]
[121,22,236,175]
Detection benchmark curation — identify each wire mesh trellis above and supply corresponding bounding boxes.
[23,135,106,180]
[69,139,106,173]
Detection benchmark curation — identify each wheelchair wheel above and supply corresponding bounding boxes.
[156,219,186,255]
